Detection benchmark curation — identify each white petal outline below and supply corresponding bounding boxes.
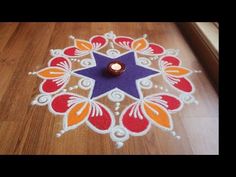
[119,102,152,136]
[62,101,91,132]
[48,92,84,116]
[145,93,184,113]
[89,35,108,51]
[86,101,115,134]
[141,100,174,131]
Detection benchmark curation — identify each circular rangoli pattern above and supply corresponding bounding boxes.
[29,31,200,148]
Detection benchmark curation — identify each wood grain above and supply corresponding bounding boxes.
[177,23,219,92]
[0,22,218,154]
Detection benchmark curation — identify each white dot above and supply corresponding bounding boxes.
[176,136,181,139]
[116,142,124,148]
[115,102,120,106]
[154,85,158,88]
[69,87,73,90]
[194,70,202,73]
[28,72,32,75]
[160,86,163,90]
[115,107,119,111]
[165,89,169,92]
[56,133,61,137]
[115,112,120,116]
[31,100,37,105]
[69,35,75,39]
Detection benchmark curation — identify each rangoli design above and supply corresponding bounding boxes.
[29,32,200,148]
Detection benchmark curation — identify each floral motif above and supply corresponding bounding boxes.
[50,93,115,133]
[113,36,165,56]
[63,35,108,57]
[120,93,183,136]
[159,55,194,93]
[36,57,71,94]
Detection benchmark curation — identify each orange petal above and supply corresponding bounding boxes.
[131,38,148,51]
[37,67,65,79]
[75,39,93,51]
[164,66,191,77]
[67,102,90,127]
[143,101,173,130]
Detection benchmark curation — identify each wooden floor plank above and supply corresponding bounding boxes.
[0,22,56,154]
[0,22,19,52]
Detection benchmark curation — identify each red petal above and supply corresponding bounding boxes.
[87,102,114,133]
[170,77,193,93]
[121,103,150,135]
[51,94,79,114]
[64,47,77,56]
[114,37,133,49]
[48,57,71,70]
[150,94,182,111]
[90,36,107,49]
[160,95,182,110]
[160,56,181,66]
[40,79,67,94]
[147,43,165,55]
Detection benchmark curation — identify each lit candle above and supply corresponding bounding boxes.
[107,61,126,76]
[111,63,122,71]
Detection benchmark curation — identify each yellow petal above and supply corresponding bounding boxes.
[143,101,172,130]
[75,39,93,51]
[131,38,148,51]
[37,67,65,79]
[67,102,90,127]
[164,66,191,77]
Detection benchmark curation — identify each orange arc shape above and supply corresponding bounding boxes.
[67,102,90,127]
[75,39,93,51]
[132,38,148,51]
[37,67,65,79]
[164,66,191,77]
[143,101,171,129]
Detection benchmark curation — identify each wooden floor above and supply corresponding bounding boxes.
[0,22,218,154]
